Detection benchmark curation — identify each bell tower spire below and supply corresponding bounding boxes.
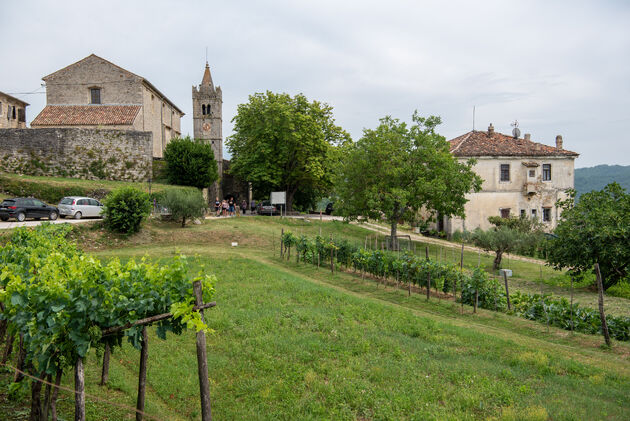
[192,61,223,199]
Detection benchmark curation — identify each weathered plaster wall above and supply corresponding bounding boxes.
[0,128,152,181]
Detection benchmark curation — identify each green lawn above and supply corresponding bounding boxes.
[0,172,166,193]
[2,217,629,420]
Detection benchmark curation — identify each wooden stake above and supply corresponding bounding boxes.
[503,271,511,311]
[74,357,86,421]
[540,266,549,333]
[594,263,612,347]
[193,280,213,421]
[14,334,26,383]
[42,373,52,421]
[280,229,284,258]
[426,272,431,301]
[100,343,110,386]
[29,369,43,421]
[136,327,148,421]
[474,289,478,313]
[51,369,62,421]
[425,246,429,260]
[570,276,574,333]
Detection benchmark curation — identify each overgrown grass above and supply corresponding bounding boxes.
[2,217,629,420]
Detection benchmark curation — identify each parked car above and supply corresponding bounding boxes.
[257,200,279,215]
[325,202,334,215]
[0,198,59,222]
[58,196,104,219]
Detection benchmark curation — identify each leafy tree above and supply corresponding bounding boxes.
[468,226,539,270]
[164,136,219,189]
[161,188,207,227]
[544,183,630,289]
[103,187,151,234]
[227,91,350,211]
[335,112,482,247]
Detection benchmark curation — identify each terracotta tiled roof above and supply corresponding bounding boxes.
[31,105,140,126]
[449,130,579,157]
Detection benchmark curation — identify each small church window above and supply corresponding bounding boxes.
[90,88,101,104]
[202,104,206,115]
[207,104,211,115]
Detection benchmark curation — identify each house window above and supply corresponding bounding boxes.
[90,88,101,104]
[531,209,537,219]
[500,208,511,218]
[12,106,16,119]
[500,164,510,182]
[520,209,526,218]
[529,169,535,178]
[0,102,3,116]
[542,208,552,222]
[542,164,551,181]
[17,108,25,122]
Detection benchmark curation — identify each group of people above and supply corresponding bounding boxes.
[214,197,250,217]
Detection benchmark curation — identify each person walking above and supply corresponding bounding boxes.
[241,199,248,215]
[222,199,228,217]
[214,197,220,217]
[228,198,235,217]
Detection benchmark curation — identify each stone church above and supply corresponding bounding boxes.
[31,54,184,158]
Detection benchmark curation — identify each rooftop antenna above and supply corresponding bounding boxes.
[472,106,476,131]
[511,120,520,139]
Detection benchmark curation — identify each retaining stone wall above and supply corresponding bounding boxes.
[0,128,152,181]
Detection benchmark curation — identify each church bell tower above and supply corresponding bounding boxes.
[192,62,223,199]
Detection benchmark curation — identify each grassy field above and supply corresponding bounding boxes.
[2,217,629,420]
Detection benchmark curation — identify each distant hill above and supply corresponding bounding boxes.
[574,165,630,198]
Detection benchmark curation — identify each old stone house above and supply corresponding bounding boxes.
[437,124,579,235]
[31,54,184,158]
[0,91,28,129]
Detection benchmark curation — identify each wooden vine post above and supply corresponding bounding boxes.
[100,343,110,386]
[503,270,511,311]
[75,357,86,421]
[594,263,612,347]
[193,280,213,420]
[136,326,149,421]
[280,229,284,258]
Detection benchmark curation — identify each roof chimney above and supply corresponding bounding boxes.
[556,135,563,150]
[488,123,494,135]
[524,133,531,141]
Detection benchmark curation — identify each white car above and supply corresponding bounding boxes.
[58,196,104,219]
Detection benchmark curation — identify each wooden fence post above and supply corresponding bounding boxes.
[280,229,284,258]
[503,271,511,311]
[570,276,575,333]
[42,373,52,421]
[74,357,86,421]
[594,263,612,347]
[193,280,213,421]
[100,343,110,386]
[136,327,148,421]
[51,368,62,421]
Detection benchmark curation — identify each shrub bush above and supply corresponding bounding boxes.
[161,188,207,227]
[607,281,630,300]
[164,137,218,189]
[102,187,151,234]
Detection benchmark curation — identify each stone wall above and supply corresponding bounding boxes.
[0,128,152,181]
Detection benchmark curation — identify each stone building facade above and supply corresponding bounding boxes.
[0,91,28,129]
[192,62,223,198]
[31,54,183,158]
[436,124,579,235]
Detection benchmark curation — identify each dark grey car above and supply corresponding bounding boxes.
[0,198,59,222]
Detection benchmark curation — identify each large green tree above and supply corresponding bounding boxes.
[336,112,482,246]
[163,136,219,189]
[544,183,630,289]
[227,91,350,211]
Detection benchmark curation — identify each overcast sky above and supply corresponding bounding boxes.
[2,0,629,168]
